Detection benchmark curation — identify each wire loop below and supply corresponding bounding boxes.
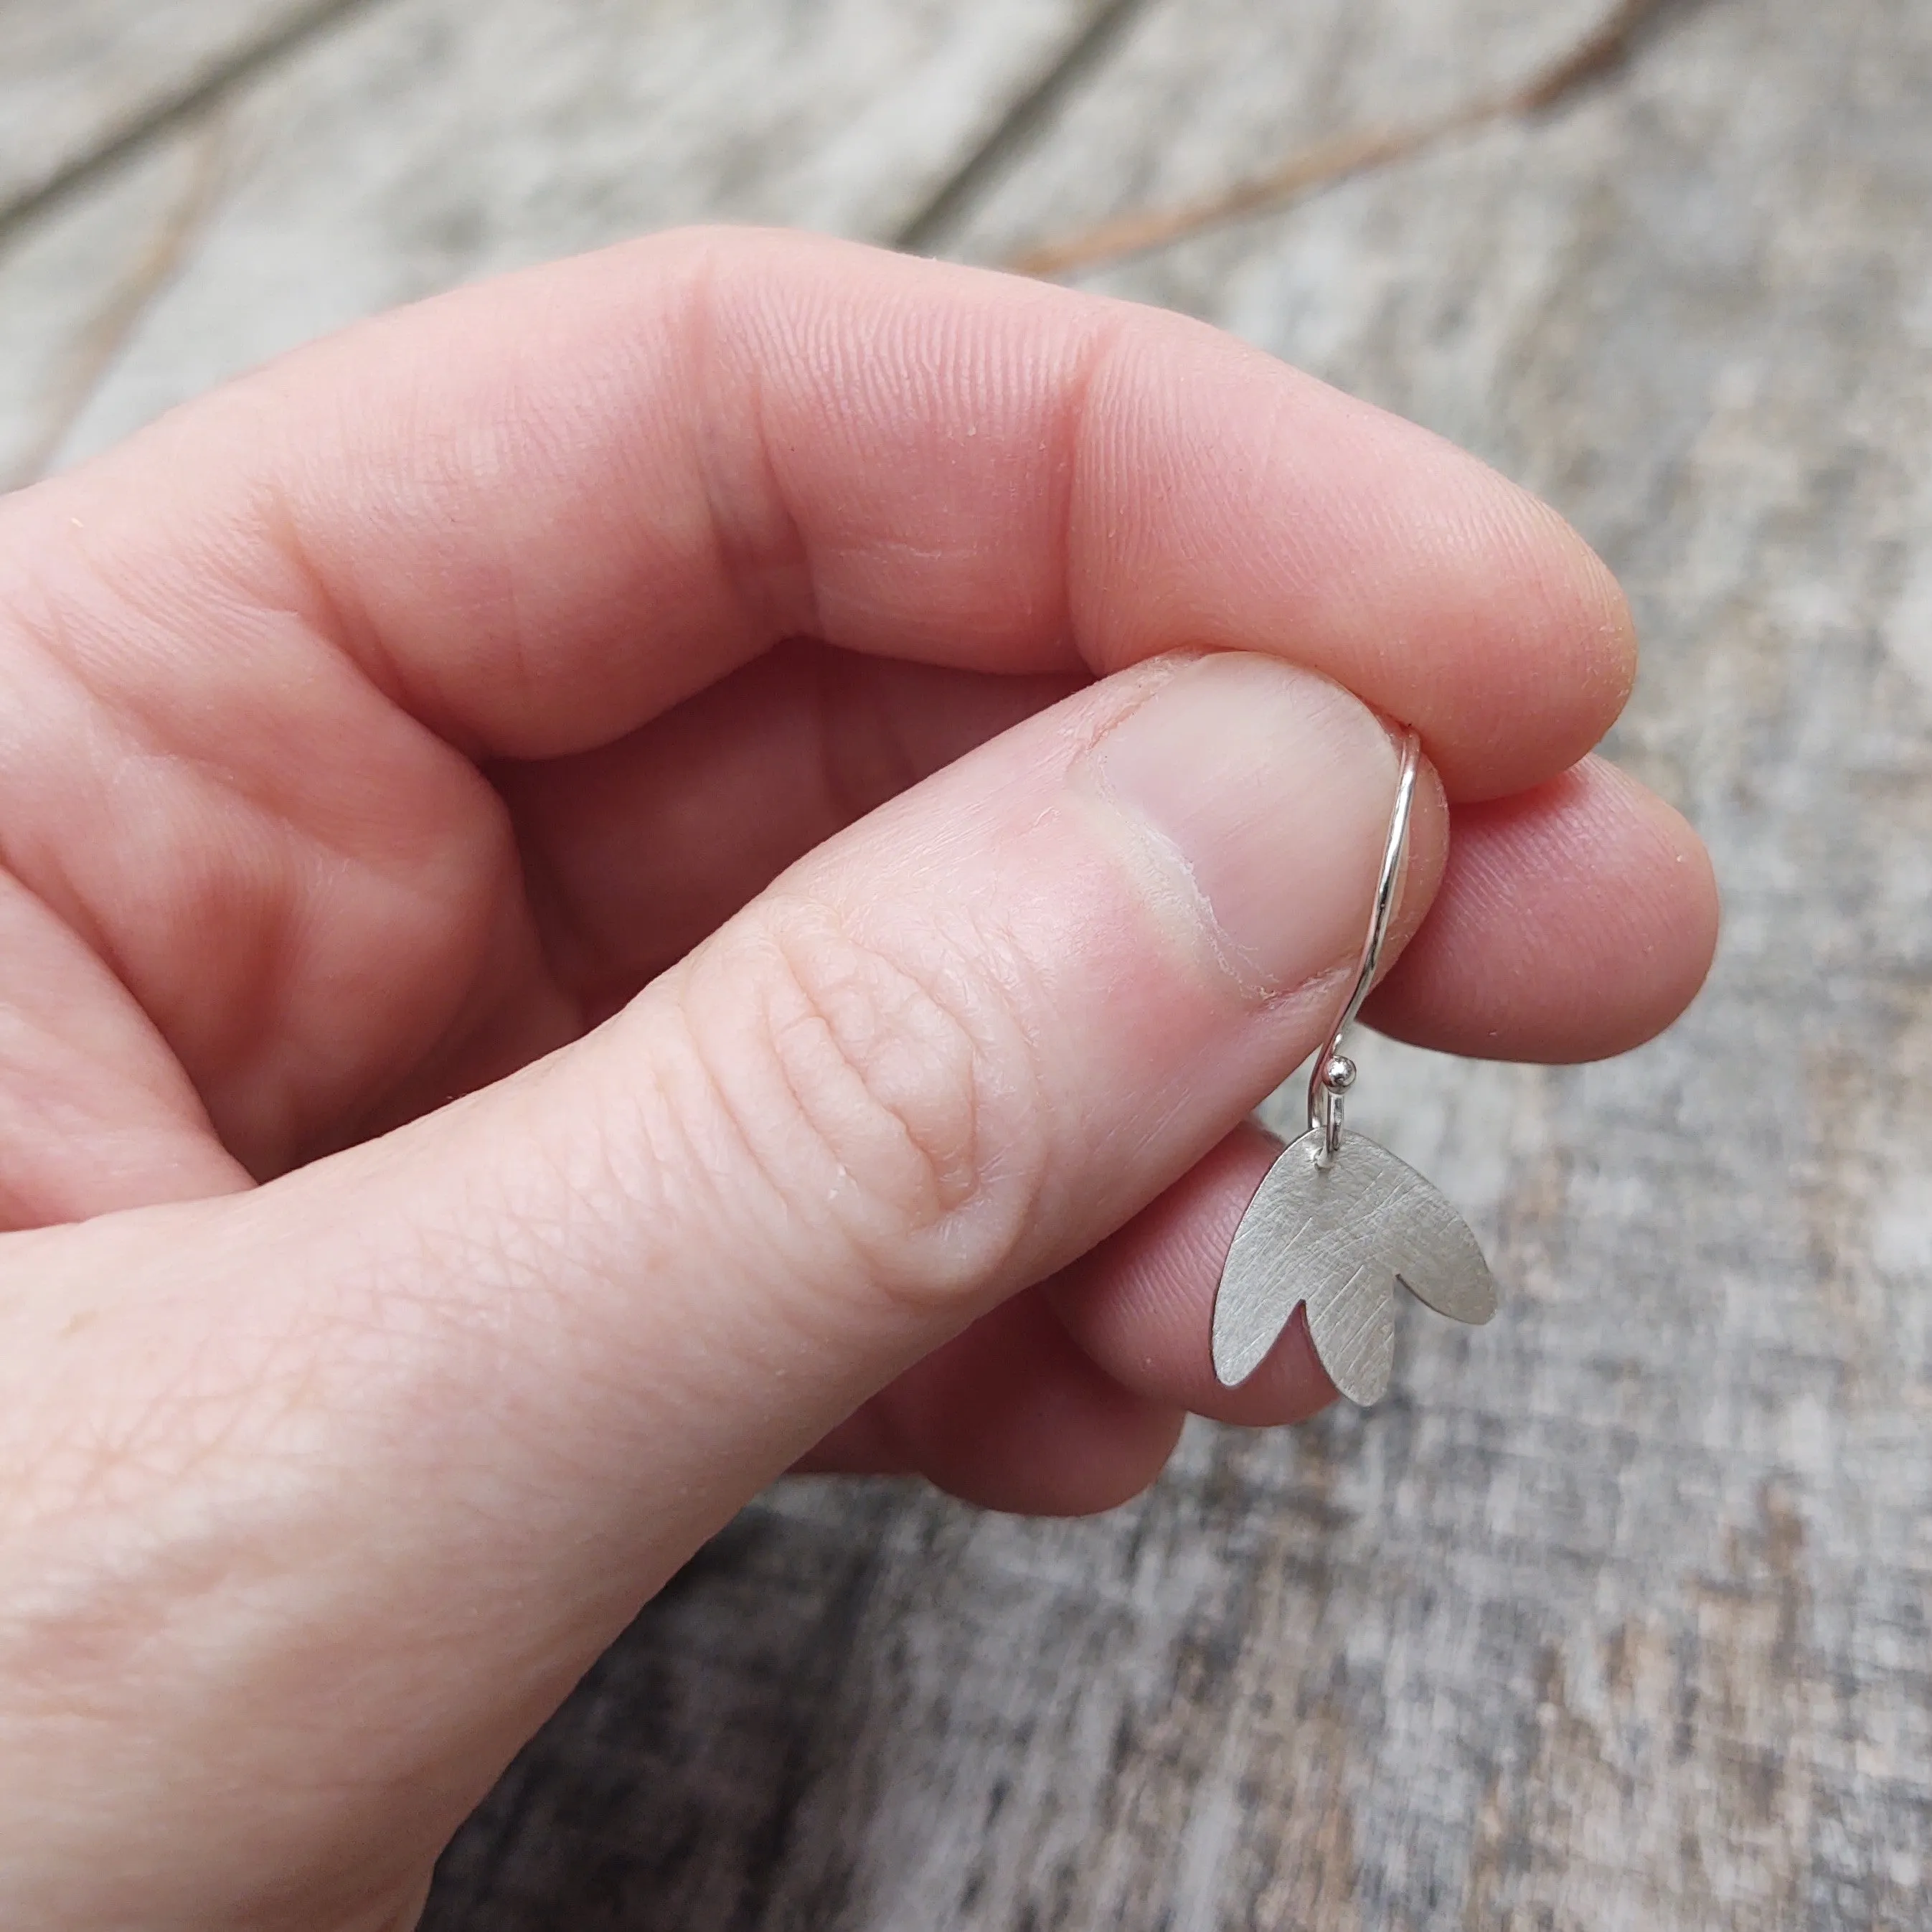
[1307,730,1420,1166]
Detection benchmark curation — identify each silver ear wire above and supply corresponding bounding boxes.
[1308,729,1419,1166]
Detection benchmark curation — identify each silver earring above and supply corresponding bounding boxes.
[1210,730,1497,1407]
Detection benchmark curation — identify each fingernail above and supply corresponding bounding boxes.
[1087,654,1400,998]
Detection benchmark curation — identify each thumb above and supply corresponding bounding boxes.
[0,651,1431,1927]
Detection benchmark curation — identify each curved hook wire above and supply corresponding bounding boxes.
[1307,728,1420,1164]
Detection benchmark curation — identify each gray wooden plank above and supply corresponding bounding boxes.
[0,0,1115,484]
[416,0,1932,1925]
[0,0,339,486]
[924,0,1615,275]
[0,123,217,491]
[0,0,352,220]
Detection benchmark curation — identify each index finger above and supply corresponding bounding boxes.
[11,226,1631,796]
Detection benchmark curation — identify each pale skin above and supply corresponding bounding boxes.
[0,229,1717,1931]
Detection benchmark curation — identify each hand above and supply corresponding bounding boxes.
[0,229,1716,1931]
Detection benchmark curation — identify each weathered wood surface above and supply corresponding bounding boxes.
[0,0,1116,481]
[5,0,1931,1926]
[0,0,339,217]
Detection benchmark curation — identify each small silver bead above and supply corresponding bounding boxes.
[1323,1054,1358,1093]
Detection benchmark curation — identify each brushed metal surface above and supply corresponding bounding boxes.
[1212,1128,1497,1404]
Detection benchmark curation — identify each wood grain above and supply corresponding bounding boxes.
[6,0,1931,1925]
[1003,0,1693,278]
[0,0,347,220]
[0,0,1113,480]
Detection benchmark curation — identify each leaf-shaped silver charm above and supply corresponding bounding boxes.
[1211,1129,1496,1406]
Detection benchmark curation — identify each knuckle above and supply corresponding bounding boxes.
[683,898,1047,1304]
